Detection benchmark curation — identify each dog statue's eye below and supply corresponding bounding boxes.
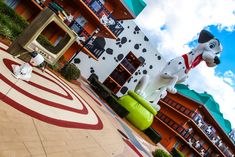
[209,42,216,49]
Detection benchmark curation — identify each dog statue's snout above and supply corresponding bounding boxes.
[214,56,220,64]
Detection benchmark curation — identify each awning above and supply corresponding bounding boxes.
[123,0,146,16]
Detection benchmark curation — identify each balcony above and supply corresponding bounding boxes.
[84,38,105,59]
[156,112,203,156]
[158,100,227,157]
[156,112,224,157]
[69,21,102,60]
[82,0,124,37]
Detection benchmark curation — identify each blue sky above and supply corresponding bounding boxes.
[135,0,235,129]
[211,26,235,83]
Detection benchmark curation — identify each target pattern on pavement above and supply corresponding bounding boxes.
[0,50,103,130]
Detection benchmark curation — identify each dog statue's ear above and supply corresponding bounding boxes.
[198,30,215,43]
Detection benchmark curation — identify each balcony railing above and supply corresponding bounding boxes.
[161,97,196,119]
[84,40,105,58]
[157,112,214,156]
[161,97,234,156]
[82,0,124,37]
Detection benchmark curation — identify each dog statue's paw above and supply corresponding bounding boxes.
[167,87,177,94]
[160,90,167,98]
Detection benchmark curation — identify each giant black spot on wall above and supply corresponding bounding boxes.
[142,48,147,53]
[144,36,149,41]
[134,79,138,82]
[117,54,124,61]
[158,56,162,60]
[74,58,81,64]
[121,37,127,44]
[134,44,139,50]
[106,48,113,55]
[135,26,140,31]
[149,65,153,69]
[120,86,128,94]
[143,70,147,74]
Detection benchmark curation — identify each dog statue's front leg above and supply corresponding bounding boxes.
[134,75,149,98]
[160,72,178,94]
[166,75,178,94]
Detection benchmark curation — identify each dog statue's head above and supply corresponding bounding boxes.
[198,30,223,67]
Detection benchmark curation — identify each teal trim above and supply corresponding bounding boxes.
[123,0,146,16]
[175,84,232,134]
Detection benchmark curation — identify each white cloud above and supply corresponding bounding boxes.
[135,0,235,128]
[222,70,235,86]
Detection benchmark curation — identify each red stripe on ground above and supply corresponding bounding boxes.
[0,91,103,129]
[3,58,73,100]
[123,138,144,157]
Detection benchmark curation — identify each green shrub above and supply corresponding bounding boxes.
[60,63,80,81]
[152,149,172,157]
[171,148,185,157]
[0,1,28,40]
[0,1,54,49]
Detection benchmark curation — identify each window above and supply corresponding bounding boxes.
[76,16,87,27]
[91,1,102,12]
[103,52,141,93]
[169,120,174,126]
[176,104,181,109]
[70,22,82,34]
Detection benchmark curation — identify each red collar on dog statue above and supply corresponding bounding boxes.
[182,53,203,74]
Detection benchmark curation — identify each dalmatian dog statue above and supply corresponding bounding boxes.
[135,30,222,105]
[12,47,44,81]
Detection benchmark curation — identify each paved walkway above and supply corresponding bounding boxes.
[0,43,158,157]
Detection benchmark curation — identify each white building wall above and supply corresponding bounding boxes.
[74,20,166,96]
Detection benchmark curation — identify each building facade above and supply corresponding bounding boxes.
[74,20,166,96]
[5,0,146,61]
[151,84,235,157]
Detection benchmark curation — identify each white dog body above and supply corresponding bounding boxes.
[135,30,222,104]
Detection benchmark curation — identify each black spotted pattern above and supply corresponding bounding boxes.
[90,67,95,74]
[142,48,147,53]
[133,26,140,34]
[116,37,128,47]
[144,36,149,41]
[74,58,81,64]
[117,54,124,61]
[120,86,128,94]
[106,48,113,55]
